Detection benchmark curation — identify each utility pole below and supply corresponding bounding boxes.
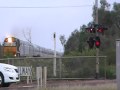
[95,0,99,79]
[53,32,56,77]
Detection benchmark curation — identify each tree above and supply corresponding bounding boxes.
[100,0,110,10]
[79,25,90,52]
[23,28,32,57]
[64,29,80,55]
[64,1,120,57]
[23,28,32,43]
[113,3,120,30]
[59,35,66,52]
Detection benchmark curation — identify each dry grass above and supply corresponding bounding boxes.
[37,83,117,90]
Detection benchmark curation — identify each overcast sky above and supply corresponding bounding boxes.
[0,0,119,52]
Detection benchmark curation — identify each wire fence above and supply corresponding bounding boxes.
[0,56,107,80]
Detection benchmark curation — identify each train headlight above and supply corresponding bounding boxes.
[14,54,16,57]
[8,37,12,43]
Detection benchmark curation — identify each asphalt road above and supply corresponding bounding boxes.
[0,86,37,90]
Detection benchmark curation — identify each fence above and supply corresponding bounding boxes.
[0,56,107,80]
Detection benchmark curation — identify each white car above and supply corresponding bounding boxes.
[0,63,20,87]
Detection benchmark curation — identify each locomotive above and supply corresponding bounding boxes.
[3,37,62,57]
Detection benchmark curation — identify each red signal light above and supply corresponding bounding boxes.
[95,41,100,46]
[95,36,100,48]
[97,27,108,35]
[97,28,103,33]
[86,27,96,33]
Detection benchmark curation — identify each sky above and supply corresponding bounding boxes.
[0,0,119,52]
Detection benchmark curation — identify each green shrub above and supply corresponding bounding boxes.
[106,65,116,79]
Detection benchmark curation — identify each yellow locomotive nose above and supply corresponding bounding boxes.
[3,37,18,58]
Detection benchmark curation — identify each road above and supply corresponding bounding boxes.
[0,86,38,90]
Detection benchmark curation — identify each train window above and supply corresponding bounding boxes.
[4,38,8,42]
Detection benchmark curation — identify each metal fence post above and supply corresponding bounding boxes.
[116,39,120,90]
[43,67,47,88]
[104,57,107,80]
[59,58,62,78]
[36,67,42,87]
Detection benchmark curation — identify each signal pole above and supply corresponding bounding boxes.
[95,0,99,79]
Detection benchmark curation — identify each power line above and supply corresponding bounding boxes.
[0,1,118,9]
[0,5,93,8]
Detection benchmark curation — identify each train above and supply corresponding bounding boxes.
[3,37,62,58]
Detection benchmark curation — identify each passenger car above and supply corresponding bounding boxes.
[0,63,19,87]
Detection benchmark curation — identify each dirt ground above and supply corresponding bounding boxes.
[10,79,116,88]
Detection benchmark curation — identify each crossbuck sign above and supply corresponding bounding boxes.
[18,66,32,76]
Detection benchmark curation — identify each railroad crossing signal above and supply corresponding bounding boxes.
[86,24,107,49]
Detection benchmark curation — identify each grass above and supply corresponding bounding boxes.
[36,83,117,90]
